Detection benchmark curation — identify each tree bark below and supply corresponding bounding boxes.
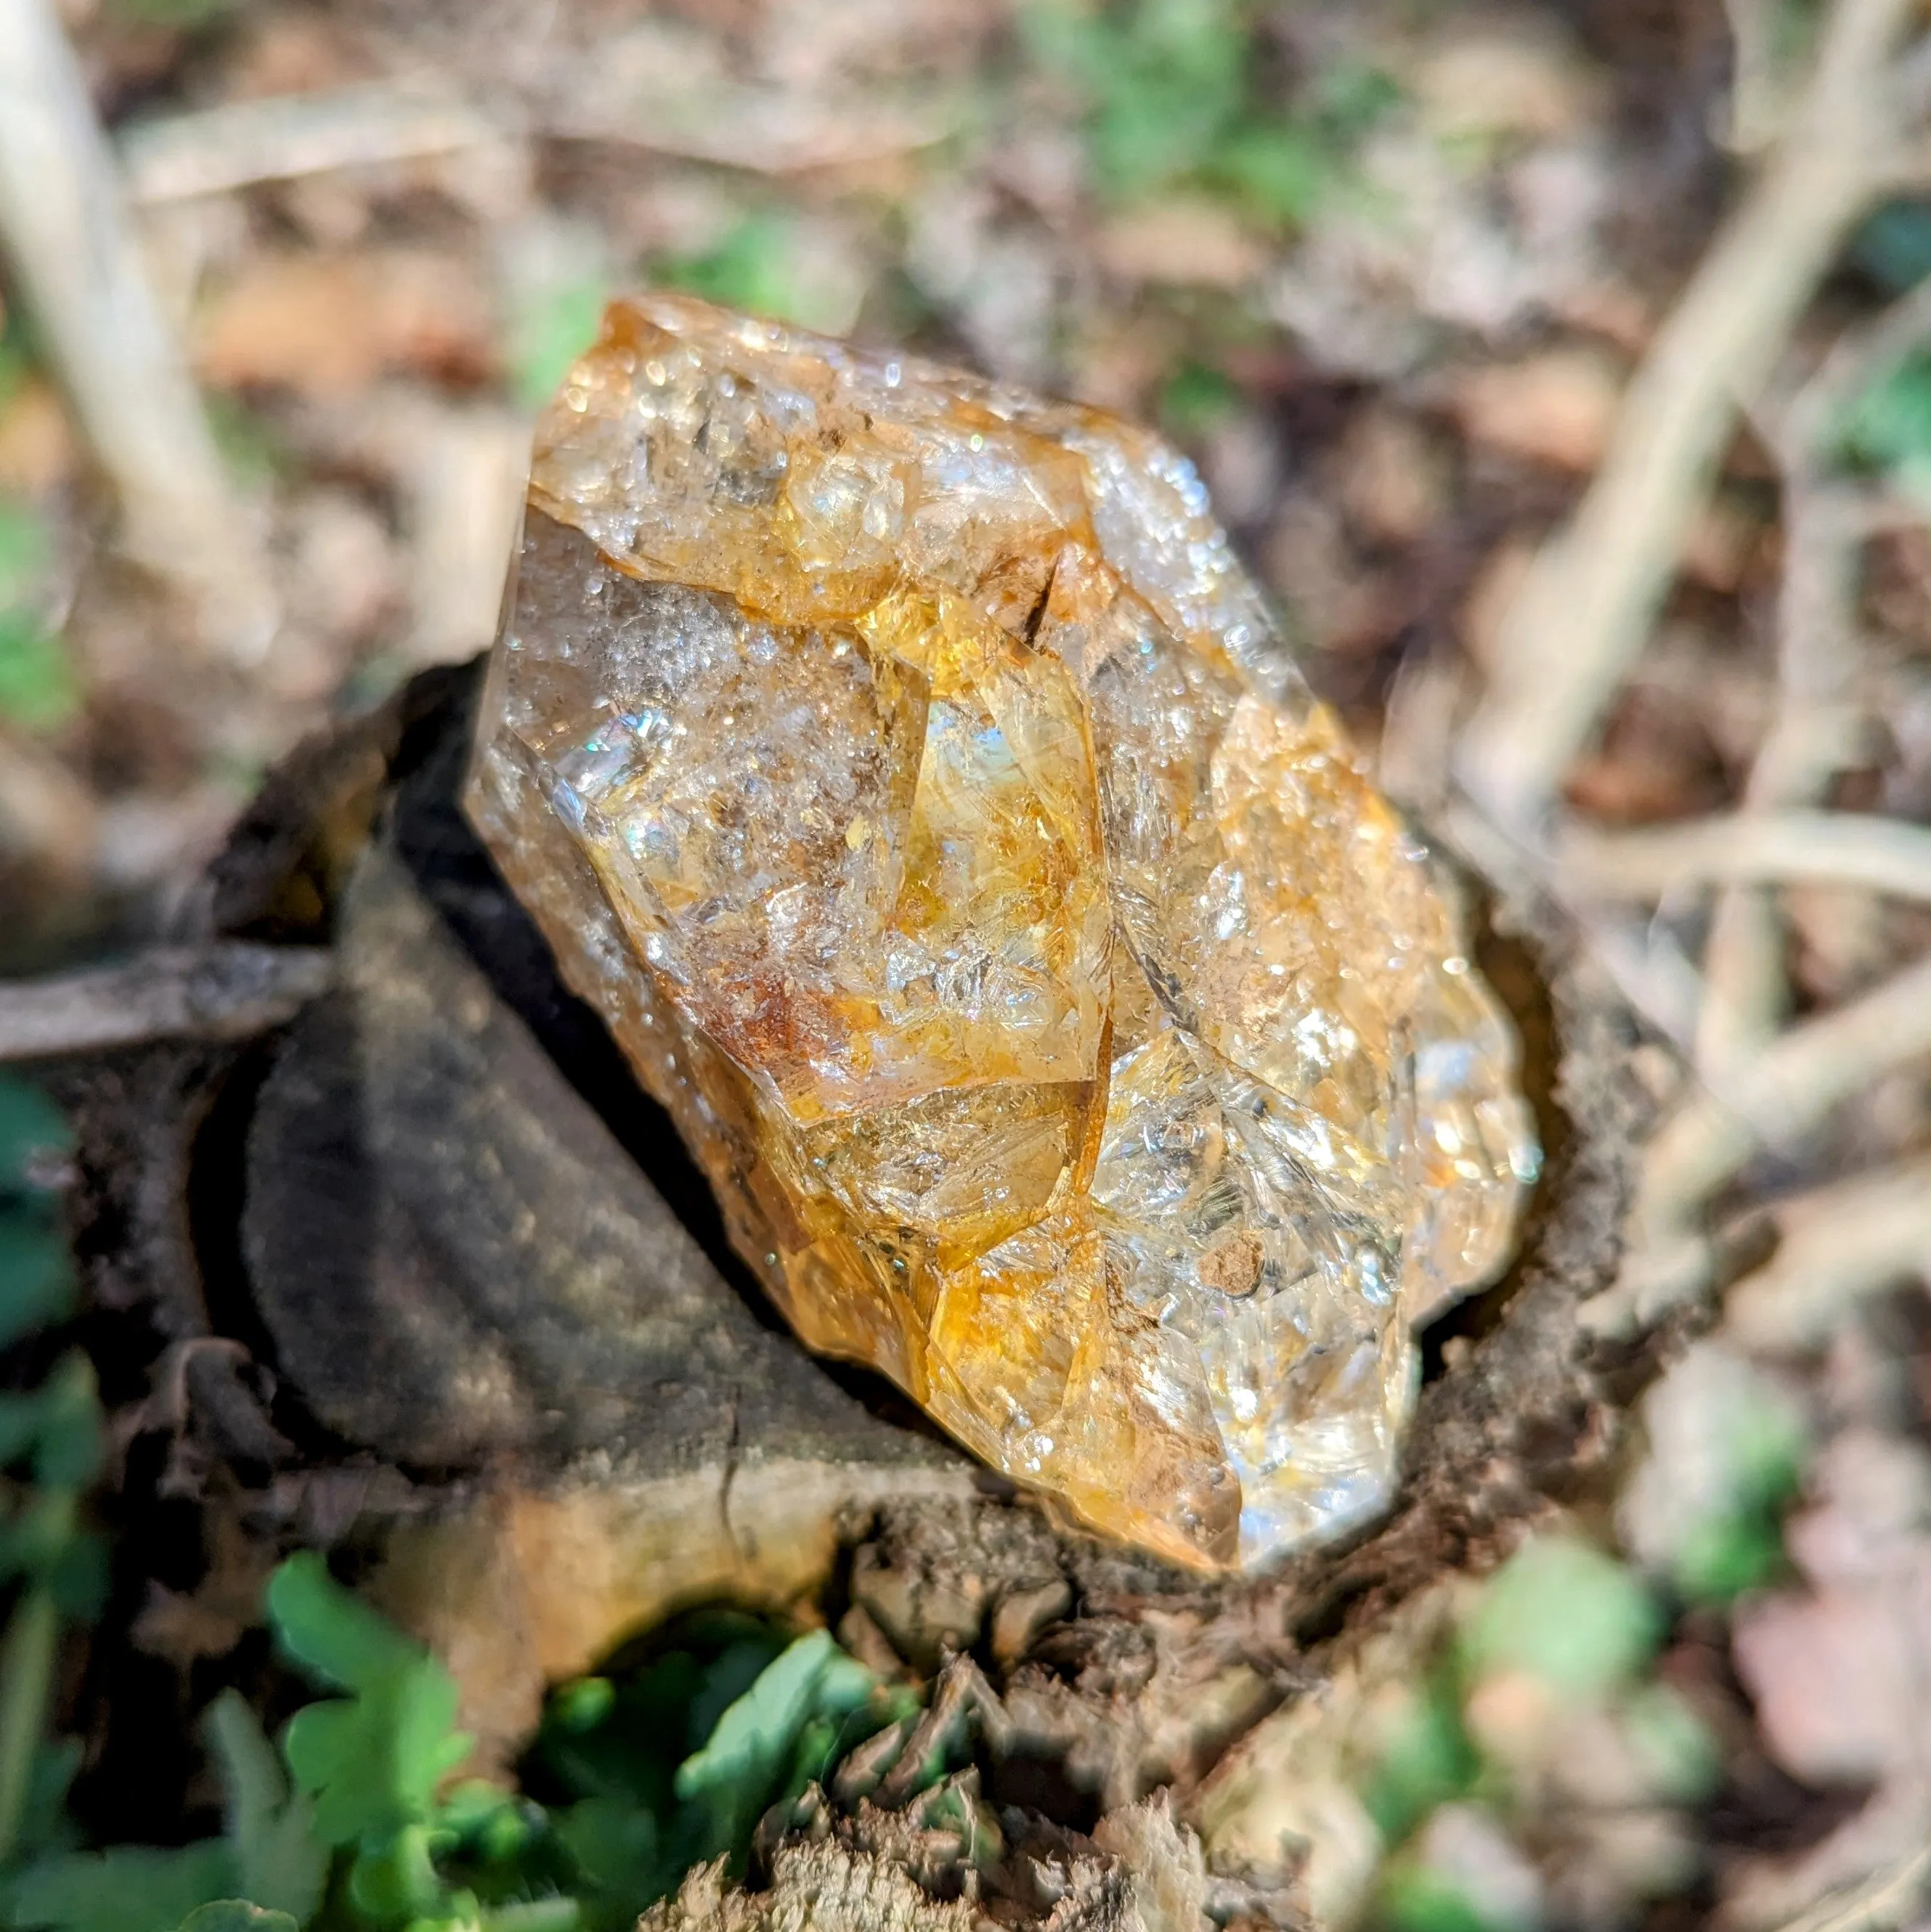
[32,659,1660,1919]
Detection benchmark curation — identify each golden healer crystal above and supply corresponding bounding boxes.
[466,293,1539,1570]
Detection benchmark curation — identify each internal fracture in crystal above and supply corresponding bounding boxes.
[466,293,1539,1570]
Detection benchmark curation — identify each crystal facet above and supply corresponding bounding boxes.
[466,293,1539,1570]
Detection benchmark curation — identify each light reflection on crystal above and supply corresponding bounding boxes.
[467,292,1539,1570]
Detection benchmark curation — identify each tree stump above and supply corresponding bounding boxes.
[37,660,1659,1920]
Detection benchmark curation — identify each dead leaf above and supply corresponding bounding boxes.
[1095,197,1269,290]
[1452,347,1623,472]
[0,380,78,497]
[196,251,497,396]
[1413,27,1603,142]
[1335,407,1450,547]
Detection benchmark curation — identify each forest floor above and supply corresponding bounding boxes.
[3,1,1931,1929]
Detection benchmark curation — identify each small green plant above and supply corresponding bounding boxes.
[0,508,77,737]
[1837,351,1931,505]
[1357,1536,1720,1932]
[1849,201,1931,294]
[1020,0,1398,225]
[657,216,801,327]
[1665,1421,1805,1609]
[1460,1536,1661,1700]
[0,1077,102,1894]
[1158,359,1243,439]
[510,280,611,412]
[2,1561,924,1932]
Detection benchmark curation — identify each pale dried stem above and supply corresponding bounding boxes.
[1726,1152,1931,1350]
[1771,1844,1931,1932]
[1668,282,1931,1231]
[0,0,274,659]
[1566,810,1931,904]
[1594,246,1931,1324]
[1444,797,1712,1060]
[118,78,505,205]
[1455,0,1922,832]
[1721,0,1802,153]
[1694,485,1868,1079]
[0,945,331,1061]
[1592,947,1931,1331]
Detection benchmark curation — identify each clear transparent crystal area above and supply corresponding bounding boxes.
[466,293,1539,1570]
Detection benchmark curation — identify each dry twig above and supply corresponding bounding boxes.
[0,945,331,1061]
[1564,811,1931,903]
[1771,1846,1931,1932]
[119,78,508,205]
[1590,949,1931,1332]
[0,0,273,657]
[1693,483,1869,1081]
[1606,273,1931,1314]
[1726,1154,1931,1350]
[1455,0,1924,831]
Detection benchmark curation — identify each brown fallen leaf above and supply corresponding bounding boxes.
[0,379,78,497]
[195,250,497,396]
[1452,346,1624,472]
[1094,197,1269,290]
[1335,407,1451,548]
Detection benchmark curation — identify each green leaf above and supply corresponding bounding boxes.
[0,1077,70,1199]
[176,1906,298,1932]
[1362,1676,1479,1844]
[1619,1683,1721,1805]
[12,1738,83,1866]
[481,1901,581,1932]
[0,505,47,608]
[1838,352,1931,476]
[549,1679,615,1736]
[280,1668,469,1847]
[0,1490,82,1588]
[0,1212,74,1351]
[1378,1862,1503,1932]
[5,1843,237,1932]
[267,1554,428,1694]
[0,613,79,735]
[511,280,609,410]
[1462,1538,1661,1700]
[1672,1511,1789,1606]
[659,216,799,325]
[554,1796,664,1924]
[1849,202,1931,293]
[43,1534,109,1623]
[1023,0,1248,202]
[268,1554,471,1847]
[205,1692,328,1924]
[1306,58,1402,144]
[0,1354,100,1488]
[673,1631,875,1860]
[1206,121,1328,226]
[1158,360,1241,439]
[437,1778,537,1865]
[203,398,288,493]
[344,1819,444,1920]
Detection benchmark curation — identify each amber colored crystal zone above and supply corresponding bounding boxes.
[466,293,1539,1570]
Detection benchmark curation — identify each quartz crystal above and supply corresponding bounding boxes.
[466,293,1539,1570]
